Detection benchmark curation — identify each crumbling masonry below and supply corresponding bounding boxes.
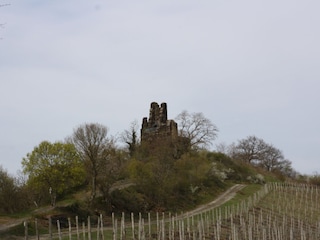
[141,102,178,143]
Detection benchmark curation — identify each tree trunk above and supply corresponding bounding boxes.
[91,174,97,203]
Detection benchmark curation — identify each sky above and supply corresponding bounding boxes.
[1,0,319,176]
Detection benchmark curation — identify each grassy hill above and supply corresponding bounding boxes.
[4,182,319,239]
[0,151,291,239]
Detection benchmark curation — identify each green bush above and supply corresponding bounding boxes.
[109,187,147,214]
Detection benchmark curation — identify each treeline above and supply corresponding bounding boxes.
[219,136,294,176]
[0,166,30,213]
[0,111,315,215]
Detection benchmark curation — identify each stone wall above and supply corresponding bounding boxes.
[141,102,178,143]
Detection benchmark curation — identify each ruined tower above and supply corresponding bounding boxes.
[141,102,178,143]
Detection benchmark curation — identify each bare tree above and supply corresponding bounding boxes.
[0,3,10,7]
[121,120,139,157]
[276,159,294,176]
[69,123,111,203]
[232,135,293,174]
[232,136,267,163]
[0,3,10,39]
[215,142,238,156]
[259,144,284,171]
[175,111,218,150]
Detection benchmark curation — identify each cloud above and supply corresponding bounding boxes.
[1,0,320,174]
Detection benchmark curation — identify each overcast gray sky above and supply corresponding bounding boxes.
[1,0,319,175]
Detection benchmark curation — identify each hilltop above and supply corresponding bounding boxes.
[1,102,316,238]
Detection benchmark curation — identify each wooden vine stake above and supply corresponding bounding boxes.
[68,217,72,240]
[100,214,105,240]
[87,216,91,240]
[49,217,52,240]
[57,220,62,240]
[75,216,80,240]
[24,221,28,240]
[82,221,86,240]
[35,218,39,240]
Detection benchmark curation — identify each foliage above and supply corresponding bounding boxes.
[0,166,17,213]
[206,151,255,182]
[174,152,212,187]
[127,156,175,211]
[246,174,265,184]
[122,146,290,212]
[308,173,320,186]
[21,141,85,205]
[125,149,230,212]
[2,110,301,216]
[0,166,31,214]
[109,187,146,214]
[95,148,129,210]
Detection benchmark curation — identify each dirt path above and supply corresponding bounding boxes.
[0,207,56,233]
[0,217,28,233]
[0,184,245,236]
[181,184,245,218]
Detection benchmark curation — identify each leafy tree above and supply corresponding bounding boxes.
[175,111,218,150]
[97,147,129,211]
[127,149,228,211]
[69,123,112,203]
[127,157,175,211]
[22,141,85,206]
[127,139,179,211]
[0,166,19,213]
[0,167,33,213]
[174,153,211,189]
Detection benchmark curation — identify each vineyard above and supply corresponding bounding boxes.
[22,182,320,239]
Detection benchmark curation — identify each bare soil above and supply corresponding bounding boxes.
[180,184,245,218]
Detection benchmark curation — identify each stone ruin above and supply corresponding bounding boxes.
[141,102,178,144]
